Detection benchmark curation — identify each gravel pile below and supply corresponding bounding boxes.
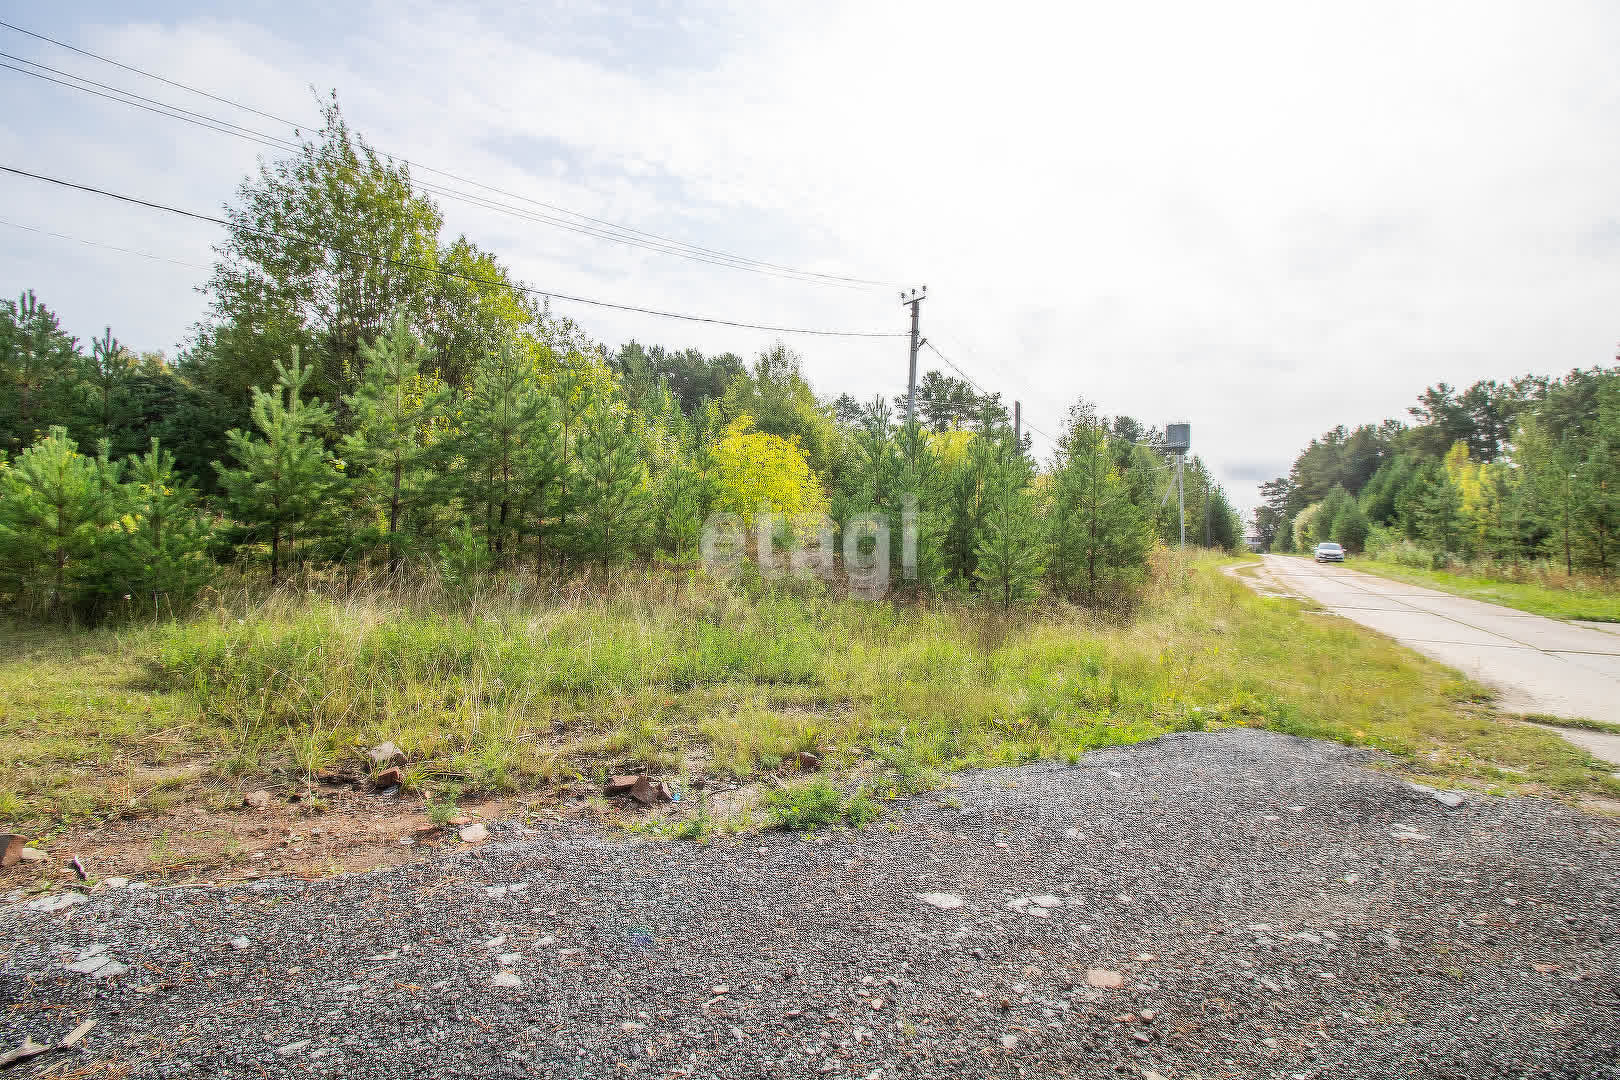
[3,730,1617,1078]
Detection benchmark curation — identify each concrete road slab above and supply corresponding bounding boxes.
[1553,651,1620,679]
[1255,557,1620,764]
[1436,613,1620,654]
[1318,607,1525,649]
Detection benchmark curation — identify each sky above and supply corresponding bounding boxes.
[2,0,1618,518]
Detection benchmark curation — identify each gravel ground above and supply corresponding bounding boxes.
[3,730,1618,1079]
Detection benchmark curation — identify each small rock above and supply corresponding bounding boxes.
[492,970,522,988]
[242,790,273,811]
[459,823,490,844]
[792,751,822,771]
[1143,1072,1171,1080]
[230,936,251,951]
[0,1037,50,1067]
[28,891,88,914]
[100,877,129,889]
[1085,968,1125,989]
[1138,1009,1158,1022]
[0,834,28,868]
[606,775,640,796]
[60,1018,96,1047]
[373,767,401,791]
[498,953,522,966]
[999,1033,1018,1050]
[1262,1037,1280,1049]
[635,777,674,805]
[367,742,406,768]
[1433,790,1465,808]
[91,961,128,980]
[917,893,964,910]
[17,847,47,864]
[276,1040,310,1055]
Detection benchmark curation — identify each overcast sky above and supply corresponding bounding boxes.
[2,1,1617,516]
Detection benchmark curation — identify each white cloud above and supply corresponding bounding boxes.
[2,0,1617,514]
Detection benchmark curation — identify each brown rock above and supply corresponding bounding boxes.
[1085,968,1125,989]
[2,834,30,867]
[792,751,822,771]
[373,767,402,790]
[607,775,673,804]
[366,742,407,768]
[242,790,273,811]
[629,776,673,805]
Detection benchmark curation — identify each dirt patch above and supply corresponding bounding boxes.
[0,780,722,890]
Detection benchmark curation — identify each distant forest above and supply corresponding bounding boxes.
[1260,364,1619,576]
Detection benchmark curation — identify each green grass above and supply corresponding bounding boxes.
[1351,558,1620,622]
[2,550,1615,832]
[1518,713,1620,736]
[762,778,880,831]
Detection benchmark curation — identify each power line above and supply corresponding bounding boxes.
[0,217,209,270]
[1,56,879,290]
[0,18,897,290]
[922,339,1058,445]
[0,164,908,339]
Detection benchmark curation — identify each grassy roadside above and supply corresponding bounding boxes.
[2,551,1616,834]
[1348,558,1620,623]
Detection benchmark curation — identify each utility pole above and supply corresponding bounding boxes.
[1177,454,1185,549]
[901,286,926,426]
[1014,401,1022,447]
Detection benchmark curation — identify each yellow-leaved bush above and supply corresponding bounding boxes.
[710,416,830,525]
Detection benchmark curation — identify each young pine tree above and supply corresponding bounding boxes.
[974,444,1044,609]
[457,341,546,563]
[521,388,571,573]
[1047,407,1151,606]
[118,439,216,614]
[339,317,448,571]
[0,427,121,616]
[215,349,338,583]
[570,397,651,568]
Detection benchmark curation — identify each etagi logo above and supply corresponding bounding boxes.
[699,497,920,599]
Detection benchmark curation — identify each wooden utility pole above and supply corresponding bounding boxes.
[901,286,926,426]
[1014,400,1022,447]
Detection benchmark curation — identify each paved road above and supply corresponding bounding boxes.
[1259,556,1620,765]
[4,731,1618,1079]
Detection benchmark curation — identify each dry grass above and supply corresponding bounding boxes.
[2,550,1615,833]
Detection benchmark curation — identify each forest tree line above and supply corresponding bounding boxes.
[0,101,1242,621]
[1260,366,1620,576]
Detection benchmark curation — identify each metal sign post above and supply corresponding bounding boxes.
[1166,423,1191,550]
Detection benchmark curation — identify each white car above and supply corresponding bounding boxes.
[1314,542,1345,563]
